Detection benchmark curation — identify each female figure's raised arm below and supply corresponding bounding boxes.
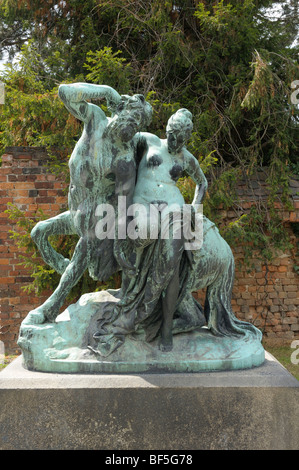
[58,83,122,123]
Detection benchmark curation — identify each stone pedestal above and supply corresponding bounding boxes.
[0,352,298,450]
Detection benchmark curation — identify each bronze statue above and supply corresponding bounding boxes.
[18,83,264,373]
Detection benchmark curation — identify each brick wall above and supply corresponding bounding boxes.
[0,147,298,354]
[232,243,298,341]
[195,170,299,344]
[196,238,299,343]
[0,147,66,353]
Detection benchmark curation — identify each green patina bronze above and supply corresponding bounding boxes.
[18,83,265,373]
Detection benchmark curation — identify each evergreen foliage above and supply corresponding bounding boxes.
[1,0,298,295]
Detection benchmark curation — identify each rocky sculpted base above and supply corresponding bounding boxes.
[18,290,265,374]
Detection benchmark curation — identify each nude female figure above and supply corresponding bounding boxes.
[96,108,261,355]
[105,109,208,351]
[22,83,152,325]
[129,109,260,349]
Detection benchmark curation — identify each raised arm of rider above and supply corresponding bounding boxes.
[58,83,121,122]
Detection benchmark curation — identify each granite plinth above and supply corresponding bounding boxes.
[0,352,298,450]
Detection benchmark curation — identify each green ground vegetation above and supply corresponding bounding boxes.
[265,344,299,381]
[0,355,18,371]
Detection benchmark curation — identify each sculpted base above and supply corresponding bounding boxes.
[18,290,265,373]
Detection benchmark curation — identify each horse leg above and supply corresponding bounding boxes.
[22,236,90,324]
[31,211,75,274]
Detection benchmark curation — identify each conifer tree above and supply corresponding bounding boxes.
[1,0,298,295]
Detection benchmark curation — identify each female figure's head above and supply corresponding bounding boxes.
[166,108,193,154]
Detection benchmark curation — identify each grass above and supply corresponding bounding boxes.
[265,345,299,381]
[0,355,19,371]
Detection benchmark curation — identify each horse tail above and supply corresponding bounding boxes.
[205,258,262,341]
